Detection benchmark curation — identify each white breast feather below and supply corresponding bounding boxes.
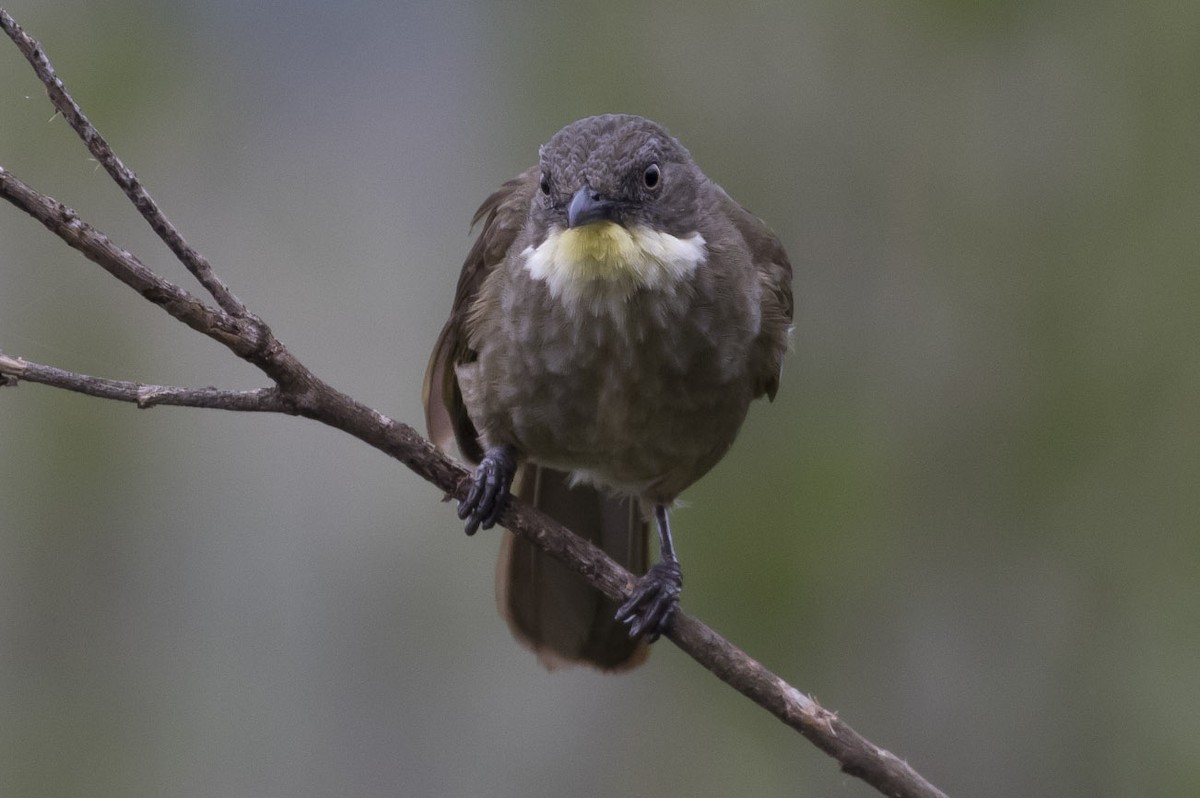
[522,223,706,316]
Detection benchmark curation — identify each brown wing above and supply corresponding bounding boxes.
[720,193,794,400]
[422,167,539,462]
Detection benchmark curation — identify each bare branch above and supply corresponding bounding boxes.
[0,354,289,411]
[0,164,262,356]
[0,346,951,798]
[0,11,949,798]
[0,8,248,318]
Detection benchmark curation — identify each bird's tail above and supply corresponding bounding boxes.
[496,465,649,670]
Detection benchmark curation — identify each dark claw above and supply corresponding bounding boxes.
[457,445,516,536]
[616,560,683,641]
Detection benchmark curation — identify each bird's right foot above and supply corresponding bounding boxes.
[457,445,516,536]
[615,559,683,642]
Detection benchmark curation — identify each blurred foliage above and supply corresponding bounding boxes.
[2,1,1199,796]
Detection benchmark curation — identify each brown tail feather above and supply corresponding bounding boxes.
[496,465,649,671]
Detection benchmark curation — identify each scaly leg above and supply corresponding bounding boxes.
[615,503,682,641]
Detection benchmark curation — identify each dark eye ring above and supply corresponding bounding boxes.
[539,173,551,195]
[643,163,661,189]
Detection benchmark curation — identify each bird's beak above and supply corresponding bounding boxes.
[567,186,615,228]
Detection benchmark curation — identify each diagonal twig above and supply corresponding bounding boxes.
[0,8,248,319]
[0,11,949,798]
[0,164,262,357]
[0,163,311,394]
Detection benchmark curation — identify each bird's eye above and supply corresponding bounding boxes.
[643,163,661,189]
[539,173,551,195]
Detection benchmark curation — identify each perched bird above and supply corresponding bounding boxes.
[424,114,793,670]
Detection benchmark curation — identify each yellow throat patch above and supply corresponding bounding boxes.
[522,222,706,307]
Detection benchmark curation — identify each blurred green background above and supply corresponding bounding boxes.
[2,1,1198,796]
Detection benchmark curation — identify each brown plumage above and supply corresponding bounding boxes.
[423,115,792,670]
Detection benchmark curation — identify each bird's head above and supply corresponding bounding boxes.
[524,115,709,297]
[532,114,702,236]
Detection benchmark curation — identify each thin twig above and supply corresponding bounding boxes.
[0,164,257,354]
[0,11,949,798]
[0,354,289,411]
[0,8,248,318]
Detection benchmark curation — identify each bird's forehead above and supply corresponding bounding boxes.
[539,116,682,188]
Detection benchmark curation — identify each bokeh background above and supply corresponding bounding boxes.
[2,2,1198,796]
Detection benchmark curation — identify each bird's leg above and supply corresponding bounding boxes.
[457,444,517,536]
[615,503,683,641]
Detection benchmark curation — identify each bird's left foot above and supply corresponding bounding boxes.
[457,445,516,536]
[615,560,683,641]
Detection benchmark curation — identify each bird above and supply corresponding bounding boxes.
[423,114,793,670]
